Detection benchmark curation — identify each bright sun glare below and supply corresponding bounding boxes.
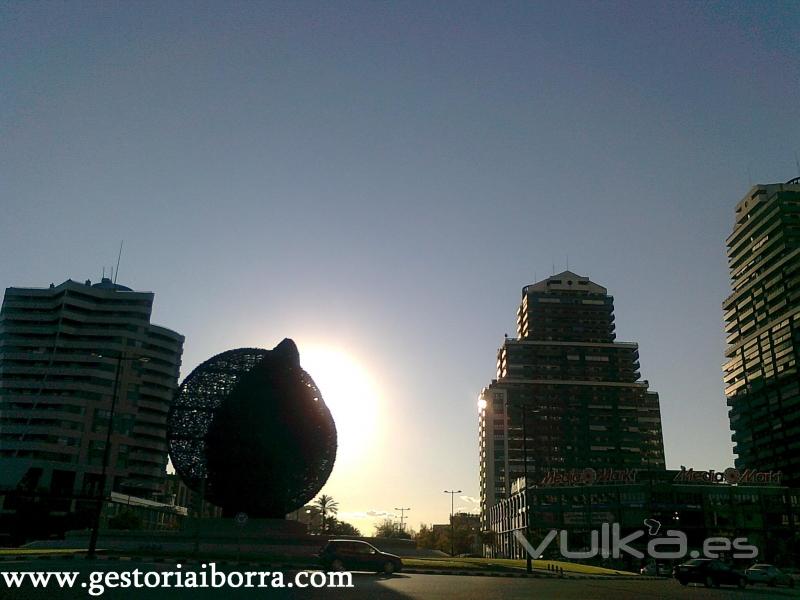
[299,345,381,468]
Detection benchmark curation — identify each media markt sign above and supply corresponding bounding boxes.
[539,468,638,486]
[673,467,782,485]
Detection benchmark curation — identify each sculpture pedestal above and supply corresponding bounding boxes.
[180,517,307,539]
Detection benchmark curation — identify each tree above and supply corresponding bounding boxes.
[328,518,361,536]
[373,518,397,538]
[449,513,480,555]
[314,494,339,533]
[373,518,412,539]
[415,524,448,553]
[479,529,496,555]
[415,521,478,555]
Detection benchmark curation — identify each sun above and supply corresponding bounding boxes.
[299,345,381,467]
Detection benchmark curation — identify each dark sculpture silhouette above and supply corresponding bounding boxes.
[167,339,337,518]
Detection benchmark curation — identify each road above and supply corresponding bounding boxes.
[0,560,797,599]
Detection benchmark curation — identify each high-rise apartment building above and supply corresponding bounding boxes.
[723,178,800,485]
[479,272,665,525]
[0,278,183,537]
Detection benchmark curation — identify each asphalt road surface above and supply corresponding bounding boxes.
[0,560,798,599]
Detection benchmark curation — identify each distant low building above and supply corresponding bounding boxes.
[451,511,480,531]
[485,467,799,566]
[164,473,222,519]
[286,504,321,532]
[430,512,481,555]
[102,490,187,531]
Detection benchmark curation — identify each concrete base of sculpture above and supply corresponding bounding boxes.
[50,521,418,558]
[180,517,307,538]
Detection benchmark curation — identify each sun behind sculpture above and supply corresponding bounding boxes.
[167,339,337,518]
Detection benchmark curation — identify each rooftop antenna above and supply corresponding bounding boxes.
[795,152,800,177]
[114,241,124,284]
[102,266,105,280]
[551,261,555,276]
[566,255,569,271]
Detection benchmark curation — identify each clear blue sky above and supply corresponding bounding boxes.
[1,1,798,533]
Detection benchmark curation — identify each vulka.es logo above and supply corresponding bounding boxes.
[514,520,757,561]
[642,518,661,536]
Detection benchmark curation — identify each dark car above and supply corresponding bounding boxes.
[319,539,403,574]
[745,564,795,588]
[674,559,746,588]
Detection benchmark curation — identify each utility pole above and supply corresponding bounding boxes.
[394,507,410,534]
[87,352,148,560]
[443,489,462,557]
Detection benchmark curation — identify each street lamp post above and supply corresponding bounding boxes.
[521,406,533,574]
[507,399,538,573]
[86,351,147,560]
[443,490,461,557]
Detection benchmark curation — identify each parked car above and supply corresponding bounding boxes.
[673,559,747,588]
[319,539,403,574]
[640,561,671,576]
[782,567,800,585]
[745,564,795,588]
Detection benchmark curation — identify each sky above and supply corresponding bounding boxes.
[1,1,799,536]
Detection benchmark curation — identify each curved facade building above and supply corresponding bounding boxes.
[0,278,183,538]
[723,179,800,485]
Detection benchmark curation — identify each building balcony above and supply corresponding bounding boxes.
[0,439,81,456]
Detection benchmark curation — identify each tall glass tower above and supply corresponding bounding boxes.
[479,272,665,526]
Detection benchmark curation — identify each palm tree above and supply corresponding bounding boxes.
[314,494,339,533]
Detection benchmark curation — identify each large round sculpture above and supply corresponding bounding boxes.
[167,339,337,518]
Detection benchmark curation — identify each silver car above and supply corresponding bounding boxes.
[640,561,670,576]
